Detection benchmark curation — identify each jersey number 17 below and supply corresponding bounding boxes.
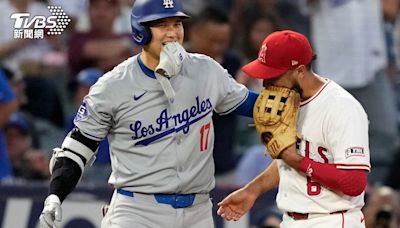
[200,122,211,151]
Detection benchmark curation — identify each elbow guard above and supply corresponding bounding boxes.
[49,127,100,174]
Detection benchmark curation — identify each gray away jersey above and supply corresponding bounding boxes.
[73,53,249,194]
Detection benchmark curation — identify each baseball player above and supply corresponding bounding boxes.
[217,30,370,228]
[38,0,257,227]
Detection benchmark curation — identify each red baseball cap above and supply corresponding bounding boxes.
[242,30,313,79]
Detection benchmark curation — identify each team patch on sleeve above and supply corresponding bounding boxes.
[74,101,89,123]
[345,147,365,158]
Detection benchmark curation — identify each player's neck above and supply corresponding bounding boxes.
[300,73,327,100]
[140,50,159,71]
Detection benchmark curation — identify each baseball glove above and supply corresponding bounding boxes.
[253,85,301,158]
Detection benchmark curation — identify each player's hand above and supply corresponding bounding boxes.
[155,41,187,78]
[39,194,62,228]
[217,188,257,221]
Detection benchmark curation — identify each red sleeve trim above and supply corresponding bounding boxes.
[299,158,367,196]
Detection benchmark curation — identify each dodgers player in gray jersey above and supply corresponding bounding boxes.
[39,0,258,227]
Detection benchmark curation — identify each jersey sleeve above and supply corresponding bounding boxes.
[211,60,249,115]
[326,98,371,171]
[73,74,115,141]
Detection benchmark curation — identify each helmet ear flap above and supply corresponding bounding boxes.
[143,26,152,45]
[131,21,152,45]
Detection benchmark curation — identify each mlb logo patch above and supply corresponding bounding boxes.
[345,147,365,158]
[74,102,89,123]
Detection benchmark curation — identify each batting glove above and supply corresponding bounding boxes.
[39,194,62,228]
[155,41,187,78]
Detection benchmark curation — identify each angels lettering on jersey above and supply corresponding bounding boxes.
[295,138,366,196]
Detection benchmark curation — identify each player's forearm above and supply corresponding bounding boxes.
[298,157,367,196]
[280,144,303,169]
[49,157,82,202]
[280,145,367,196]
[48,127,100,202]
[244,160,279,197]
[233,91,258,118]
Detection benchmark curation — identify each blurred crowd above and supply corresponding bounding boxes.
[0,0,399,227]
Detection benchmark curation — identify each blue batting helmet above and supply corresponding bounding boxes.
[131,0,190,45]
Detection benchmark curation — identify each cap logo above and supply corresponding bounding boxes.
[291,60,299,66]
[258,44,267,63]
[163,0,174,8]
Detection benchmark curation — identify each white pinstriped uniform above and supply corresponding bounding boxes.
[277,80,370,228]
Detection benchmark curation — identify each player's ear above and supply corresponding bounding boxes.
[294,65,306,80]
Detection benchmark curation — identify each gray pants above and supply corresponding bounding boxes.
[101,191,214,228]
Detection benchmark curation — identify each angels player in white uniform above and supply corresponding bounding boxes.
[38,0,258,227]
[218,30,370,228]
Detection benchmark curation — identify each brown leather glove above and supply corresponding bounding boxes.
[253,85,301,158]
